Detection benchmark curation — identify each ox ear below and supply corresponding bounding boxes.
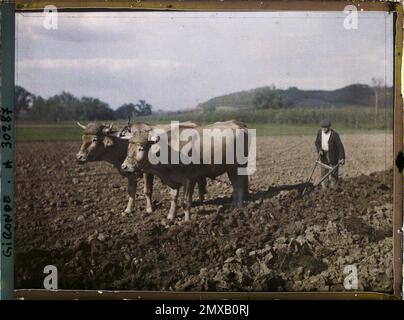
[148,135,160,145]
[103,136,114,147]
[147,135,160,146]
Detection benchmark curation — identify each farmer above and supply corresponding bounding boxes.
[315,119,345,189]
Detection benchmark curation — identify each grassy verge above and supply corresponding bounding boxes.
[16,122,391,142]
[17,126,83,142]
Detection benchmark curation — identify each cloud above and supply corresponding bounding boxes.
[16,11,394,111]
[17,12,130,43]
[18,57,183,73]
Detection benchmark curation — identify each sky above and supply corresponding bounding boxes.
[16,11,394,111]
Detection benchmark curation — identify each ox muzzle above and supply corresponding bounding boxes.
[76,152,87,164]
[121,162,136,173]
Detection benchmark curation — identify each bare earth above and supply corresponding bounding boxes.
[14,133,394,292]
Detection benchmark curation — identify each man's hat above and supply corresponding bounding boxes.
[320,119,331,128]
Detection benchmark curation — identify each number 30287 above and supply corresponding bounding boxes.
[1,108,13,149]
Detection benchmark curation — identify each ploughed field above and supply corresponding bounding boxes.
[15,134,394,292]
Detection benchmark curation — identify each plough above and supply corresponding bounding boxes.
[302,157,340,195]
[265,158,340,197]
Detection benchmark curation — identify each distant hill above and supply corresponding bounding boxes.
[198,84,393,110]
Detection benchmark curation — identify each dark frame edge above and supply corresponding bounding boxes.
[13,289,399,300]
[392,1,403,299]
[8,0,403,300]
[0,1,16,301]
[15,0,391,12]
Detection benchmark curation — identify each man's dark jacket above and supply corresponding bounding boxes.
[315,129,345,165]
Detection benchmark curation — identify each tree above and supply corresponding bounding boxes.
[23,89,115,122]
[80,97,116,121]
[135,99,152,116]
[253,86,285,109]
[15,86,34,119]
[114,100,153,119]
[203,105,216,113]
[115,103,137,119]
[28,96,49,121]
[46,91,80,122]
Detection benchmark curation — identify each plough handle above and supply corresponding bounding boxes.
[306,155,320,184]
[302,155,320,195]
[314,163,340,187]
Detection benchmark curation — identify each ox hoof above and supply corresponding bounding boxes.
[122,210,131,216]
[168,206,177,220]
[146,207,153,214]
[179,219,190,225]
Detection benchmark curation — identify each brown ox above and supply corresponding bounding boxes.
[76,122,154,215]
[76,122,207,216]
[121,120,249,221]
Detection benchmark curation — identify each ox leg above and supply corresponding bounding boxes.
[197,177,207,204]
[124,176,137,215]
[184,180,196,222]
[143,173,154,214]
[241,174,249,202]
[227,170,244,208]
[168,188,180,220]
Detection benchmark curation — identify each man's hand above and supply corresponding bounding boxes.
[339,159,345,165]
[319,150,324,156]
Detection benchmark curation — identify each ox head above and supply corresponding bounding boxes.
[120,131,160,172]
[76,122,119,163]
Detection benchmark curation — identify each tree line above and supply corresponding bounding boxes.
[15,86,153,121]
[137,106,392,130]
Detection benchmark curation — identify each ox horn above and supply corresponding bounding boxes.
[119,118,132,138]
[102,123,114,134]
[77,122,86,129]
[120,128,133,140]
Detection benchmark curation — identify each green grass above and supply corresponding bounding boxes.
[16,105,393,141]
[249,124,383,136]
[17,126,83,142]
[16,122,390,142]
